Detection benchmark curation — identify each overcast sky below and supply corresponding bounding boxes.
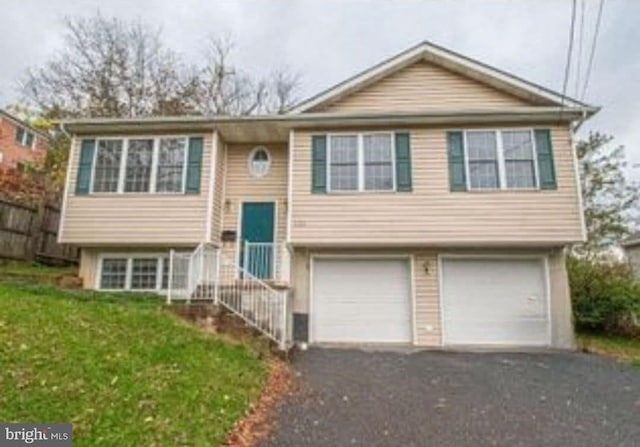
[1,0,638,170]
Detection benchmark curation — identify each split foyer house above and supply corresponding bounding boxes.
[58,42,598,349]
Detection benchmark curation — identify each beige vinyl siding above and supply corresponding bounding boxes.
[61,134,212,245]
[220,143,288,271]
[290,124,582,245]
[315,60,531,113]
[413,251,441,345]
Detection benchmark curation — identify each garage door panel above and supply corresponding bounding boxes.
[312,258,412,343]
[445,320,549,345]
[442,258,549,346]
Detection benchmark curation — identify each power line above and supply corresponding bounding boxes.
[560,0,577,112]
[581,0,606,101]
[575,0,586,98]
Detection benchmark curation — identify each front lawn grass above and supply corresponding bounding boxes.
[577,332,640,366]
[0,281,267,446]
[0,260,76,283]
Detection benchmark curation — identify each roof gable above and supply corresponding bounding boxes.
[289,41,595,114]
[315,59,532,113]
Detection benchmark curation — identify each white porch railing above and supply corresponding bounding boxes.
[167,243,218,302]
[243,241,290,282]
[167,243,290,350]
[218,259,289,349]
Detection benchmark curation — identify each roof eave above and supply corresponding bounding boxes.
[60,107,590,135]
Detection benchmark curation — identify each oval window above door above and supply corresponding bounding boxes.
[248,146,271,178]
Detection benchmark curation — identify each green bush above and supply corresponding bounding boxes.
[568,256,640,338]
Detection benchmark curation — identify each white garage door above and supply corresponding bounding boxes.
[312,258,412,343]
[441,258,550,346]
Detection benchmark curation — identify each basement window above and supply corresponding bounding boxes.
[99,258,128,289]
[98,254,187,291]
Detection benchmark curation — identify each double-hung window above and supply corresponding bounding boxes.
[329,135,359,191]
[466,131,499,189]
[89,137,188,194]
[93,140,124,193]
[465,129,538,190]
[502,130,536,188]
[328,133,395,192]
[124,139,154,192]
[156,138,187,193]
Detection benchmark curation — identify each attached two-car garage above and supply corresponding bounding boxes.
[309,256,551,347]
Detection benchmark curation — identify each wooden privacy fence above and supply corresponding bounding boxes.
[0,198,78,264]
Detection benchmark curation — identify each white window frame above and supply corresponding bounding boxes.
[90,137,126,194]
[123,137,155,194]
[97,253,171,292]
[247,146,272,178]
[15,126,35,148]
[463,129,539,191]
[326,131,396,193]
[155,136,189,194]
[89,135,191,195]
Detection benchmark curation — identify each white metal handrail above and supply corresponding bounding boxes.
[167,243,289,350]
[243,241,290,282]
[218,258,289,350]
[243,241,275,280]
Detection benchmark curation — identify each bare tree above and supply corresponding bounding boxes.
[190,37,300,115]
[264,69,301,114]
[21,14,300,118]
[22,14,197,118]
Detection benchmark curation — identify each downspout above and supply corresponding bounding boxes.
[59,122,72,139]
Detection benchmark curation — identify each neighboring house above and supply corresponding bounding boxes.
[0,109,49,168]
[622,231,640,276]
[58,41,598,350]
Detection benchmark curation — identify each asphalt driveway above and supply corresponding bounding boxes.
[262,348,640,447]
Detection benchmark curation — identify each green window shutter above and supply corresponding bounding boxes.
[447,131,467,191]
[394,132,412,192]
[185,137,204,194]
[534,129,557,190]
[75,139,96,195]
[311,135,327,193]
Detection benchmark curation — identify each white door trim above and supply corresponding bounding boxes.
[236,200,278,278]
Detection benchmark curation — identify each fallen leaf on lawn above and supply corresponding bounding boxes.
[223,359,294,447]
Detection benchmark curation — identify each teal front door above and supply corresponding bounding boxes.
[240,202,275,279]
